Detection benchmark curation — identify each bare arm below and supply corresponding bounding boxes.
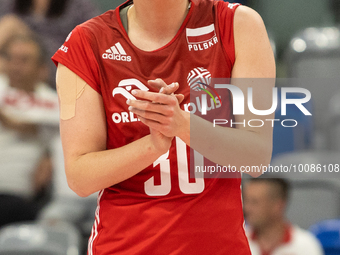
[57,64,172,197]
[190,6,275,176]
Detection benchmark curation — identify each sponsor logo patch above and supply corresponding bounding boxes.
[102,42,132,62]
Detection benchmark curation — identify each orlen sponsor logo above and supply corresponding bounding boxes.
[111,79,148,124]
[102,42,132,62]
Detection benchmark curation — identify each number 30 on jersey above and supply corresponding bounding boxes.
[145,137,205,196]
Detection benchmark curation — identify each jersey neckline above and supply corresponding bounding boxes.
[115,0,195,54]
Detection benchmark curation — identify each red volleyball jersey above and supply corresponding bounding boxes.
[52,0,251,254]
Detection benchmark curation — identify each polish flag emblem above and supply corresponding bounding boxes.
[186,24,216,44]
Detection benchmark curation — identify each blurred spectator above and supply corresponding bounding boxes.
[38,134,98,228]
[243,178,324,255]
[0,34,59,228]
[0,0,100,86]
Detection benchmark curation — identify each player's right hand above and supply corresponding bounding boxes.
[148,79,184,104]
[145,79,183,153]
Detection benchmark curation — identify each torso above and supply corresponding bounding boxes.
[53,1,251,254]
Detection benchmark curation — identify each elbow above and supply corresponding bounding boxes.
[249,170,263,178]
[67,179,92,197]
[68,181,92,198]
[246,144,272,178]
[65,167,94,198]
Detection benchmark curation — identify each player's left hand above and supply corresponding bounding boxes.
[127,81,189,139]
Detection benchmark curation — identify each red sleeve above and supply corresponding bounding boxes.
[217,2,241,66]
[52,25,101,95]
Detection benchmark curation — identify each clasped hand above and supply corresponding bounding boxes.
[126,78,188,141]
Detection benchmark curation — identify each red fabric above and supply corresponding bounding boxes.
[217,1,240,66]
[52,27,100,94]
[52,0,249,254]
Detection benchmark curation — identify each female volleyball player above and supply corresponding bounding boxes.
[52,0,275,254]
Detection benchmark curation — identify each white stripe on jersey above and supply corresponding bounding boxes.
[88,189,104,255]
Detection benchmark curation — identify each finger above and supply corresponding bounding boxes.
[148,78,167,92]
[159,82,179,95]
[131,90,177,106]
[130,107,170,124]
[127,99,174,116]
[137,115,159,126]
[148,79,180,95]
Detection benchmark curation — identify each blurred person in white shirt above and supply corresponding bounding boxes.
[0,0,100,85]
[243,177,324,255]
[0,34,58,227]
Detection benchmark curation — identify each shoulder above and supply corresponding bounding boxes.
[291,225,320,243]
[232,5,270,50]
[290,225,324,254]
[215,4,269,52]
[233,5,266,36]
[231,4,275,78]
